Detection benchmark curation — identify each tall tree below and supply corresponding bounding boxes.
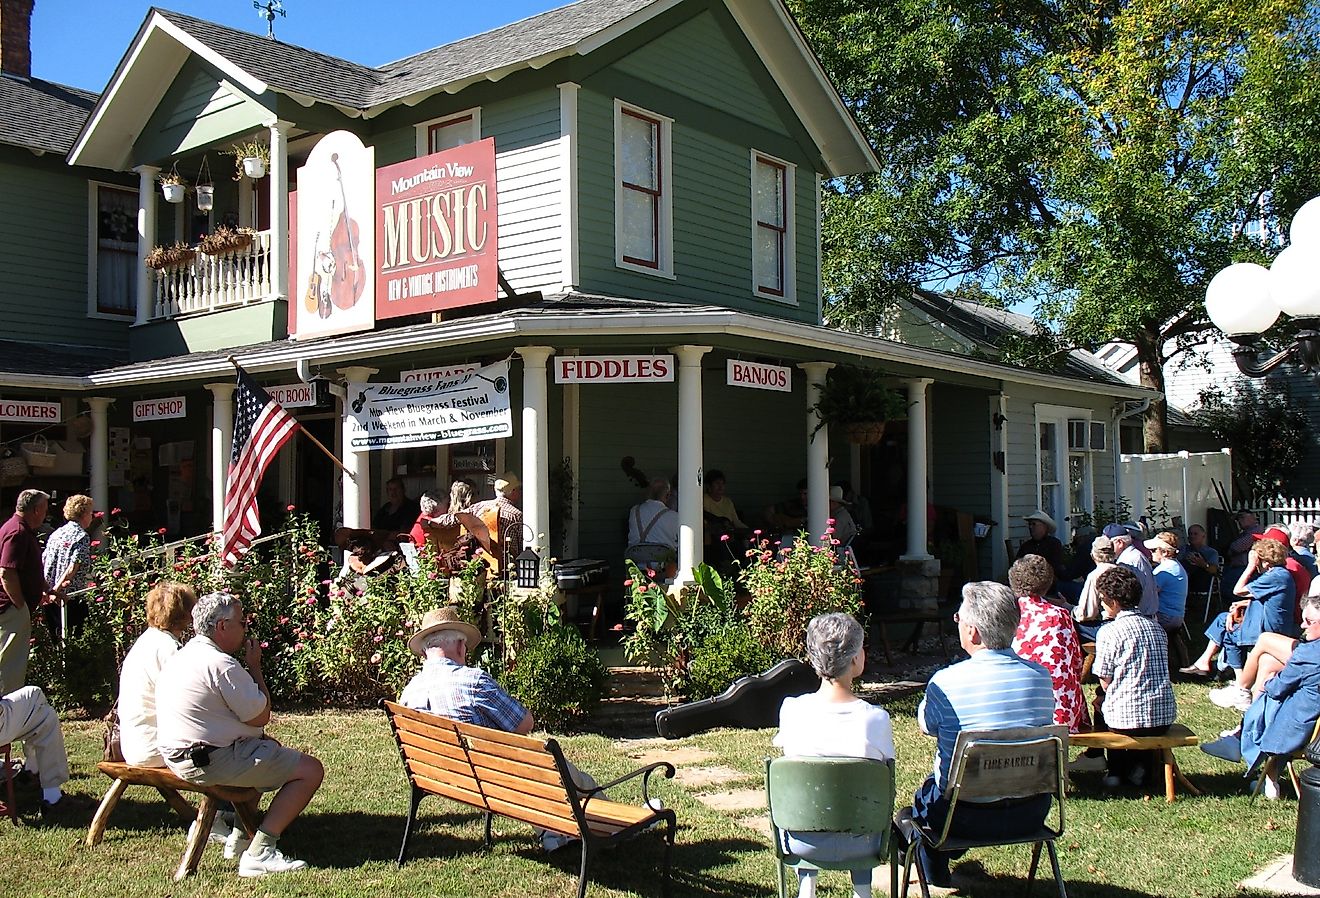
[791,0,1320,450]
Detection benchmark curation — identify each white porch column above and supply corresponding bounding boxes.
[268,121,292,301]
[85,397,113,514]
[339,366,378,528]
[798,362,834,543]
[134,164,160,325]
[517,346,555,553]
[902,378,934,561]
[671,345,711,581]
[205,383,236,533]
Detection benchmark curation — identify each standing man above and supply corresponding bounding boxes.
[905,581,1056,888]
[157,592,324,878]
[470,473,523,569]
[0,489,53,690]
[1102,523,1158,618]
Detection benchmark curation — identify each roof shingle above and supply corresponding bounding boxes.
[0,75,96,155]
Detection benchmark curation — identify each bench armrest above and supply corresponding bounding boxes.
[580,761,675,812]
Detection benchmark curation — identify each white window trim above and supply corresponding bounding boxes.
[1034,403,1095,527]
[87,180,138,320]
[749,149,796,304]
[414,107,482,157]
[614,98,674,279]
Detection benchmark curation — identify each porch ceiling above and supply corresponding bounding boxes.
[0,295,1158,402]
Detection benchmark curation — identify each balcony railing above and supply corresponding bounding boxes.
[151,229,274,319]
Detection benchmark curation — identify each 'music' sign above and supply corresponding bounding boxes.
[375,138,498,319]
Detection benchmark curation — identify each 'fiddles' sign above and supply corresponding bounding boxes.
[375,138,498,318]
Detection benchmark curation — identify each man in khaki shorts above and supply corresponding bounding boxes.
[156,592,323,877]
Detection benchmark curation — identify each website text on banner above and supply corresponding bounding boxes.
[345,360,512,451]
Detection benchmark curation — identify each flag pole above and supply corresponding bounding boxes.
[226,356,356,482]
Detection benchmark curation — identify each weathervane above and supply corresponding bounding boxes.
[254,0,286,40]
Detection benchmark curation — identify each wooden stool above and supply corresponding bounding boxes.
[0,743,16,824]
[1080,642,1097,683]
[86,761,262,881]
[1070,723,1201,803]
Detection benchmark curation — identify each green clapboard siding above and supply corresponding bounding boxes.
[134,57,272,163]
[0,152,131,350]
[612,10,779,126]
[575,84,818,323]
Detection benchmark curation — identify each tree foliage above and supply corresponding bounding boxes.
[1195,380,1311,496]
[791,0,1320,448]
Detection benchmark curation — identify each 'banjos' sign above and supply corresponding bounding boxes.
[375,137,498,318]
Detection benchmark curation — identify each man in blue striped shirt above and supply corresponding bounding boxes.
[909,582,1056,887]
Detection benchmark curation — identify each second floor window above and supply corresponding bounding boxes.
[91,183,136,316]
[416,109,481,156]
[616,101,672,276]
[752,152,795,301]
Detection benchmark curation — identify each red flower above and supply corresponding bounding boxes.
[286,504,296,512]
[157,527,167,535]
[110,507,122,515]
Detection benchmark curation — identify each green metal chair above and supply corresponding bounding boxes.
[766,756,897,898]
[893,725,1069,898]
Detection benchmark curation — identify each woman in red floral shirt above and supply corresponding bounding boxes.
[1009,554,1090,733]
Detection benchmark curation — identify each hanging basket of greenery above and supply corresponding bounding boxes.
[198,225,256,255]
[144,242,197,270]
[226,138,271,180]
[810,364,908,443]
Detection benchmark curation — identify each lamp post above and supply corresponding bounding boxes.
[1205,196,1320,376]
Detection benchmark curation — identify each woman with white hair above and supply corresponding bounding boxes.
[773,613,894,898]
[1290,522,1318,577]
[409,490,460,556]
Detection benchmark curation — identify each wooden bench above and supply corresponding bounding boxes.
[1070,723,1201,803]
[383,700,677,898]
[86,762,262,881]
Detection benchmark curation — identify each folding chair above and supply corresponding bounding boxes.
[766,757,897,898]
[893,725,1069,898]
[1198,573,1222,626]
[1252,717,1320,800]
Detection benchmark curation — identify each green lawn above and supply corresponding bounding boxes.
[0,682,1296,898]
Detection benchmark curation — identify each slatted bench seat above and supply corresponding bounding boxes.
[383,700,677,898]
[86,762,261,881]
[1070,723,1201,803]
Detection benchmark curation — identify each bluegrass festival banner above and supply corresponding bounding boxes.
[345,360,511,450]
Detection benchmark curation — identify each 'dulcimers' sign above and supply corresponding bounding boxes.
[0,400,60,423]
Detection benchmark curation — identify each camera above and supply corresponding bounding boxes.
[188,745,212,768]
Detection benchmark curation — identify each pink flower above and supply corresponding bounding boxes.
[260,641,269,649]
[306,597,316,606]
[158,527,167,535]
[279,616,289,625]
[720,534,730,542]
[90,540,100,548]
[286,504,296,512]
[294,642,304,651]
[427,572,438,580]
[753,529,762,536]
[320,579,331,586]
[623,579,634,587]
[373,635,383,643]
[110,507,122,515]
[370,652,382,664]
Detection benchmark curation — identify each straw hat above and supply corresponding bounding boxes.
[494,472,520,493]
[408,606,483,657]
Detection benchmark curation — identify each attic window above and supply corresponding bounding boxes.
[614,100,673,278]
[415,108,481,157]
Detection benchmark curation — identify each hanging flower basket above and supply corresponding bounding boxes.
[198,225,256,256]
[195,184,214,211]
[845,421,888,446]
[243,156,266,179]
[161,181,185,203]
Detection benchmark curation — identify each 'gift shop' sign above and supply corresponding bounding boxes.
[554,355,674,384]
[133,397,186,422]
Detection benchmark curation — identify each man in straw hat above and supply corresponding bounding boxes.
[400,607,606,851]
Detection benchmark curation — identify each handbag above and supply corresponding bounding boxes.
[102,705,124,763]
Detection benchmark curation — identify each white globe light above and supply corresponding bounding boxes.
[1205,262,1278,335]
[1269,243,1320,317]
[1291,196,1320,248]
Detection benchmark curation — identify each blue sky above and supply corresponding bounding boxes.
[33,1,567,91]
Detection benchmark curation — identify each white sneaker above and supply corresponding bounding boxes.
[541,831,576,853]
[1209,685,1252,713]
[238,846,308,878]
[1068,753,1107,773]
[208,815,232,845]
[224,825,252,860]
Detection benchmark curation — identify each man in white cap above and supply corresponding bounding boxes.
[399,607,603,851]
[1102,523,1159,618]
[470,473,523,570]
[1016,510,1065,579]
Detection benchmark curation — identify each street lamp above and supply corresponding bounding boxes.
[1205,196,1320,376]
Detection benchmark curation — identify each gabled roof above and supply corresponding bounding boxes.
[0,74,96,156]
[901,289,1135,387]
[71,0,878,176]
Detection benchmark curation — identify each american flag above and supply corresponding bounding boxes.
[222,366,301,566]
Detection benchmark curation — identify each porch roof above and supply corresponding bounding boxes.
[70,0,878,177]
[0,294,1158,401]
[0,75,96,156]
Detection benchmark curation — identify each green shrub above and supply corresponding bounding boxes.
[502,625,607,731]
[683,624,777,700]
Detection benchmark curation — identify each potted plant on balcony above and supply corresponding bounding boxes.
[158,170,187,204]
[144,242,197,270]
[227,139,270,179]
[198,224,256,256]
[809,364,908,445]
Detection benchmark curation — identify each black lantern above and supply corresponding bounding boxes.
[310,375,335,410]
[515,546,540,589]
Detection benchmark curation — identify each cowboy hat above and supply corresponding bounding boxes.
[1023,510,1057,533]
[408,606,483,657]
[494,472,520,493]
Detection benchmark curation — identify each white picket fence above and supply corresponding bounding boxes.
[1242,496,1320,529]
